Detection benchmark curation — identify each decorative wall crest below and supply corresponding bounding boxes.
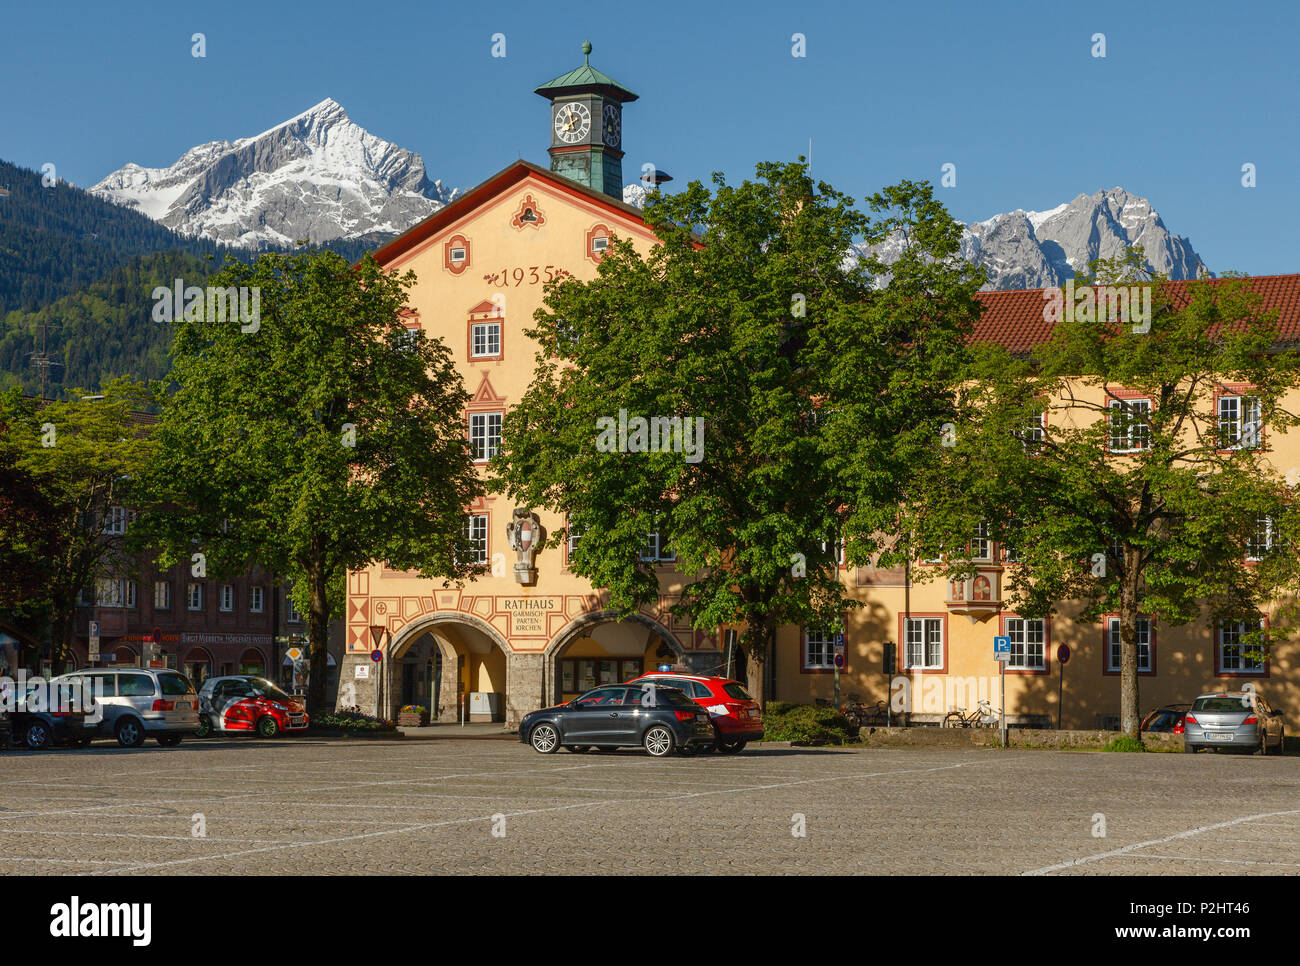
[506,508,543,585]
[510,194,546,230]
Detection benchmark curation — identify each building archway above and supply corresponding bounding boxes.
[544,610,688,705]
[239,648,267,677]
[110,645,137,666]
[183,647,213,686]
[387,613,513,724]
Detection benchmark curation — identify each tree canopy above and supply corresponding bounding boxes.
[135,249,482,709]
[925,254,1300,737]
[494,162,984,702]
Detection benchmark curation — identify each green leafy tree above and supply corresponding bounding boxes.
[934,254,1300,739]
[134,250,482,710]
[0,399,64,646]
[494,163,982,704]
[0,379,158,667]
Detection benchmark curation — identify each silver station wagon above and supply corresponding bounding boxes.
[1184,691,1286,755]
[52,668,199,748]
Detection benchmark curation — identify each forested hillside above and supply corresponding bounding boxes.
[0,159,391,396]
[0,159,228,315]
[0,251,217,396]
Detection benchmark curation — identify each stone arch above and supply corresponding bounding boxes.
[543,609,688,704]
[388,612,514,724]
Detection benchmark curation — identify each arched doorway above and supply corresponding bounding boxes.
[387,614,512,724]
[239,648,267,677]
[110,645,137,666]
[183,647,213,685]
[545,612,688,705]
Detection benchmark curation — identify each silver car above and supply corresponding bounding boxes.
[53,668,199,748]
[1184,691,1286,755]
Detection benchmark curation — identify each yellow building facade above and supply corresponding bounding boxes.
[341,53,1300,733]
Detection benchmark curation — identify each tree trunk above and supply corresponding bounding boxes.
[306,561,330,713]
[743,621,774,709]
[49,590,76,674]
[1119,552,1142,741]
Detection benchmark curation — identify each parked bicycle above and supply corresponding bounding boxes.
[841,696,891,728]
[943,699,998,728]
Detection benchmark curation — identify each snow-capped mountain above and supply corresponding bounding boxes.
[858,187,1208,290]
[90,99,457,249]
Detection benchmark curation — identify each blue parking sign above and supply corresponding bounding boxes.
[993,635,1011,654]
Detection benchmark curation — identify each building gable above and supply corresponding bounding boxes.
[372,160,654,273]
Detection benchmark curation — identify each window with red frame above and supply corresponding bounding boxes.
[1106,617,1151,672]
[1108,397,1151,452]
[1005,617,1045,670]
[1218,619,1265,674]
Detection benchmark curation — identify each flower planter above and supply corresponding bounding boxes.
[397,710,429,728]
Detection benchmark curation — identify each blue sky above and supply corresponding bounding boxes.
[1,0,1296,274]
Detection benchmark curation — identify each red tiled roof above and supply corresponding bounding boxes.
[973,274,1300,353]
[370,160,647,269]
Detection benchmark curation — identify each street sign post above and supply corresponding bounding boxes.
[993,636,1011,747]
[832,632,845,709]
[88,621,100,663]
[881,641,896,726]
[1056,643,1071,730]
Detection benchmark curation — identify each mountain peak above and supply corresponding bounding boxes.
[854,186,1209,291]
[280,97,349,128]
[90,100,455,248]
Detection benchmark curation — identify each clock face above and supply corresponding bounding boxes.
[602,103,621,148]
[553,102,591,144]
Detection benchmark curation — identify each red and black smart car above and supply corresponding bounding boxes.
[625,671,763,753]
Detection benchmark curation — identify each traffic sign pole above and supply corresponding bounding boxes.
[1056,644,1071,730]
[993,635,1011,749]
[1001,660,1007,749]
[833,632,845,711]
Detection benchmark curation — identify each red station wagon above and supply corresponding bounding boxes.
[625,671,763,753]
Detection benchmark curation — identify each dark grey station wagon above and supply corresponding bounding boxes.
[520,684,715,757]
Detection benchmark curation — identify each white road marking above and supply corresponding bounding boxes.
[1022,808,1300,875]
[1133,853,1300,868]
[95,760,986,875]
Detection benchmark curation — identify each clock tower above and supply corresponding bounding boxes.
[535,41,638,199]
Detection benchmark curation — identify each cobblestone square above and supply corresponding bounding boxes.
[2,739,1299,875]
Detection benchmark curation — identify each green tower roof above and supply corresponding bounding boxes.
[534,41,639,103]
